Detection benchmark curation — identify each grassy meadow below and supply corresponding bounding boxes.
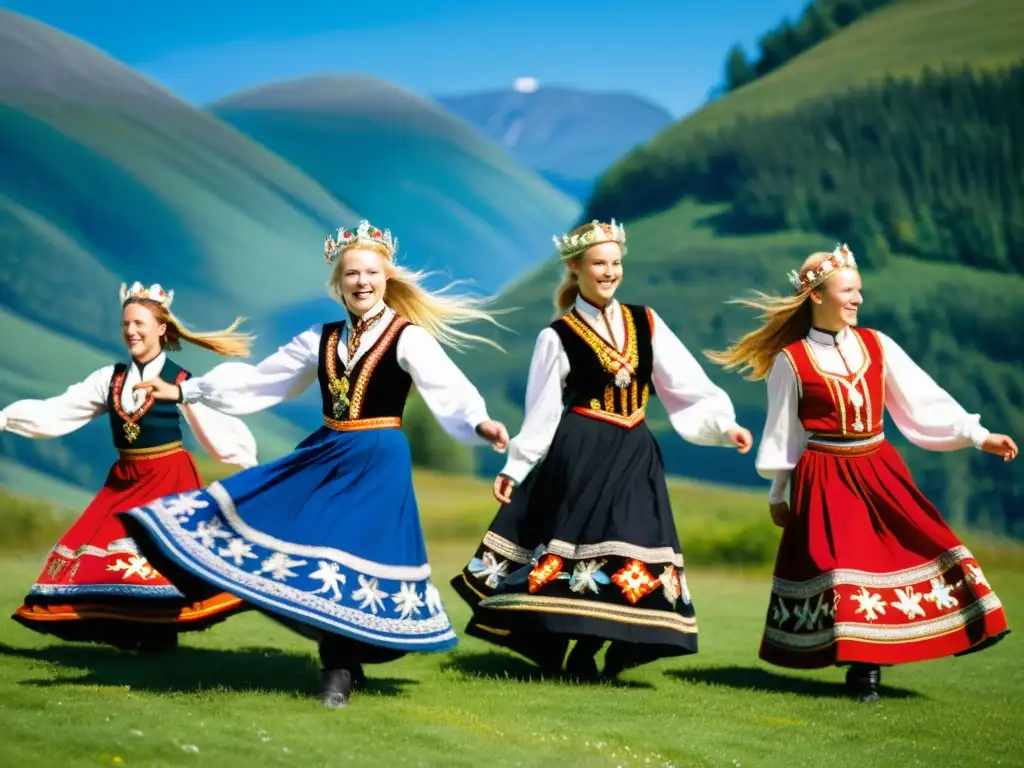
[0,465,1021,767]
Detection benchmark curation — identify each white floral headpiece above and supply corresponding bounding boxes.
[324,219,397,264]
[120,281,174,309]
[553,219,626,262]
[787,243,857,293]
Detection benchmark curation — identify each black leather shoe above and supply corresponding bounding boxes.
[566,641,600,681]
[351,664,367,688]
[318,669,352,709]
[137,632,179,653]
[845,663,881,703]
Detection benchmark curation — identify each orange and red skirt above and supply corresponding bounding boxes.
[12,442,245,647]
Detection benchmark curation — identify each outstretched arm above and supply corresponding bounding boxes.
[180,402,259,468]
[649,309,751,451]
[397,326,507,449]
[0,366,112,438]
[498,328,569,486]
[755,354,807,507]
[139,328,321,416]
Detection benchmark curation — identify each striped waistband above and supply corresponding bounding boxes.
[119,441,184,461]
[569,406,646,429]
[323,416,402,432]
[806,432,885,457]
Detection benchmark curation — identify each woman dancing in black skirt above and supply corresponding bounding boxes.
[451,219,754,679]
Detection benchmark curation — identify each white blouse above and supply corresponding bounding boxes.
[0,351,258,468]
[179,300,492,446]
[756,326,991,504]
[499,295,740,484]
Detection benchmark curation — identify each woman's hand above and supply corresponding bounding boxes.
[981,433,1018,462]
[493,475,516,504]
[476,420,510,452]
[134,379,181,402]
[769,501,792,528]
[726,425,754,454]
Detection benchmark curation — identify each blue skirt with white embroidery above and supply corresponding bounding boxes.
[117,424,456,653]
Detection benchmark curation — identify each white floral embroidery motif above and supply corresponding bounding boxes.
[257,552,308,582]
[191,518,233,549]
[153,491,209,524]
[309,561,347,602]
[850,586,887,621]
[351,574,388,614]
[392,582,424,619]
[924,577,959,610]
[107,556,159,581]
[890,586,927,620]
[659,565,680,603]
[424,582,443,616]
[569,559,609,594]
[218,537,258,567]
[965,563,990,590]
[468,551,509,589]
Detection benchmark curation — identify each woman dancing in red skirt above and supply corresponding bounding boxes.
[1,281,258,651]
[706,244,1015,702]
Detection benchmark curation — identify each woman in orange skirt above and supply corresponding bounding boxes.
[2,281,258,651]
[706,244,1015,701]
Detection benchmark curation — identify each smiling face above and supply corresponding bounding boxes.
[810,268,863,331]
[121,301,166,362]
[570,241,623,307]
[338,246,388,316]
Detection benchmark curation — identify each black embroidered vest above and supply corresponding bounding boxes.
[108,357,189,450]
[551,303,654,427]
[316,315,414,421]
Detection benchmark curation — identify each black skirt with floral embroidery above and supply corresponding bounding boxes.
[450,410,697,672]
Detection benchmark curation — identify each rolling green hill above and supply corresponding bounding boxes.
[211,76,581,293]
[0,10,359,494]
[0,13,576,503]
[594,0,1024,209]
[461,0,1024,537]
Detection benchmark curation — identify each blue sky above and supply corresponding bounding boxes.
[6,0,810,116]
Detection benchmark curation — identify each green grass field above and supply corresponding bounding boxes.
[0,469,1021,767]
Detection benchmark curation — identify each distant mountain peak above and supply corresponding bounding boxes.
[435,84,674,186]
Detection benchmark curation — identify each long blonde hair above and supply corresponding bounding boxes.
[327,242,509,351]
[125,298,255,358]
[704,251,836,380]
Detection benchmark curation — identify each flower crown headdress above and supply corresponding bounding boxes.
[553,219,626,262]
[120,281,174,309]
[787,243,857,293]
[324,220,397,264]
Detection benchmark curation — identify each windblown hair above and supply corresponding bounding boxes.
[327,241,509,352]
[704,251,837,380]
[553,222,626,317]
[123,298,255,358]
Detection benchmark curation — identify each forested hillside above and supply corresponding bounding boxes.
[463,1,1024,538]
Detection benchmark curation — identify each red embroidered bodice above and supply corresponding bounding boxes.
[782,327,885,438]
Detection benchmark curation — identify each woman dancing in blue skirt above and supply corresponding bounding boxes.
[120,220,509,708]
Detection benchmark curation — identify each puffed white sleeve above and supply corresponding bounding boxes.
[878,331,990,451]
[499,328,569,485]
[179,326,321,416]
[649,308,738,446]
[754,354,807,505]
[396,325,492,446]
[0,366,113,438]
[179,403,259,468]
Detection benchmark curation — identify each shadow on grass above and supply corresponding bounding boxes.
[442,650,654,689]
[0,642,417,698]
[665,665,922,700]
